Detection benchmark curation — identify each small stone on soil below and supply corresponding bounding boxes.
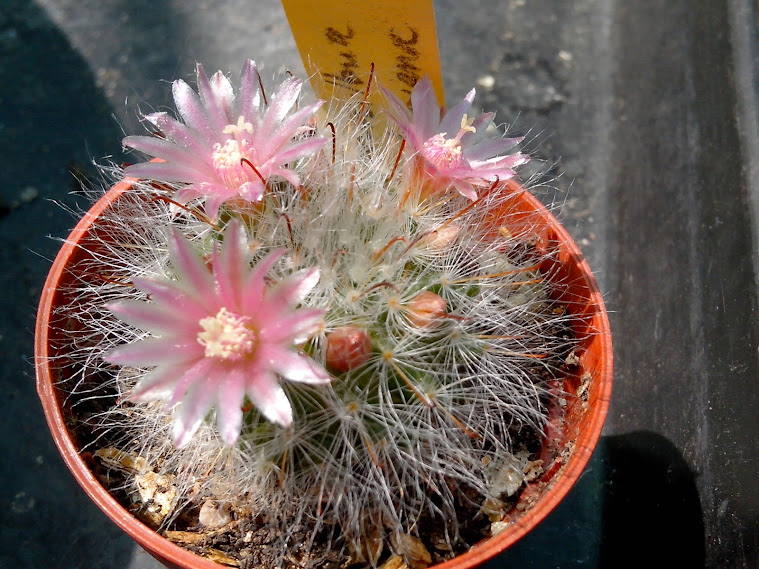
[490,521,510,536]
[199,500,233,528]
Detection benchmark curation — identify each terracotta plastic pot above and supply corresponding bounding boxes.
[35,176,612,569]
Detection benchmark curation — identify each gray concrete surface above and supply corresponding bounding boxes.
[2,0,758,567]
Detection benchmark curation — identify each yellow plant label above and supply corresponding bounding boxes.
[282,0,444,108]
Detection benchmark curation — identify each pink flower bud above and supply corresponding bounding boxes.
[326,326,373,373]
[424,223,461,251]
[406,291,447,328]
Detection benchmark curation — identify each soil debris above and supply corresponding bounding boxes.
[392,533,432,569]
[199,500,233,529]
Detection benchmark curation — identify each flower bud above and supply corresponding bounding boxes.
[424,223,461,251]
[406,291,447,328]
[325,326,373,373]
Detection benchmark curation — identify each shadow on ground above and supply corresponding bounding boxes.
[485,431,704,569]
[600,431,705,569]
[0,2,161,567]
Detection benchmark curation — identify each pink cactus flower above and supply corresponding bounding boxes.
[381,75,529,201]
[105,222,331,447]
[123,60,327,219]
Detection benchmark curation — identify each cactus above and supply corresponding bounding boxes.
[55,62,577,567]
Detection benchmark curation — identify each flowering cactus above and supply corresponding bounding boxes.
[59,61,577,567]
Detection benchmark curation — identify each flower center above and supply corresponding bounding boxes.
[212,139,256,188]
[197,307,257,360]
[420,114,477,170]
[422,134,463,169]
[211,116,257,188]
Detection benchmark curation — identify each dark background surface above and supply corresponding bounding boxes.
[2,0,758,567]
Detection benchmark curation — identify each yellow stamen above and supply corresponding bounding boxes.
[197,307,257,360]
[223,115,254,136]
[459,113,477,135]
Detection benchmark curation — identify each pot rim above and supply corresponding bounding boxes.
[34,177,612,569]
